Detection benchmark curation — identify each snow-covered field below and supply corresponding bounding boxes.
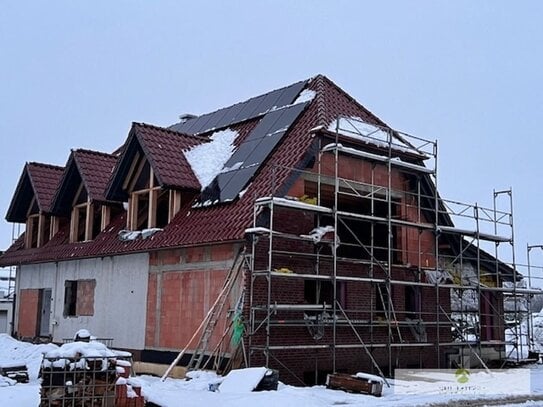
[0,334,542,406]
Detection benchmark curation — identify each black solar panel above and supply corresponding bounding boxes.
[198,100,311,204]
[233,93,267,123]
[170,79,308,135]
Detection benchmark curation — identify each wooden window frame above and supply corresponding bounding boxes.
[126,166,183,231]
[70,201,94,242]
[25,212,53,249]
[63,279,96,317]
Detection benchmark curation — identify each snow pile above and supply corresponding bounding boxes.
[184,128,238,190]
[42,341,117,370]
[0,376,16,387]
[0,334,57,382]
[218,367,268,393]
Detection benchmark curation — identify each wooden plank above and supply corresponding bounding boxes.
[148,189,157,229]
[169,190,182,222]
[101,205,110,231]
[36,214,44,247]
[84,201,93,241]
[127,196,133,230]
[133,361,186,379]
[50,216,59,239]
[25,217,32,248]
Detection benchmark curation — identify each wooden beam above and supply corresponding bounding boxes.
[84,201,93,241]
[36,214,44,247]
[50,216,59,239]
[127,196,133,230]
[26,196,36,218]
[101,205,110,231]
[122,151,141,190]
[127,155,147,193]
[71,182,84,207]
[168,190,182,222]
[148,189,157,229]
[25,217,32,248]
[69,207,77,243]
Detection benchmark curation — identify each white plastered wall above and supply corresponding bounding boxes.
[16,253,149,349]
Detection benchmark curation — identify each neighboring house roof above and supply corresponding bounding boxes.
[52,149,118,215]
[0,75,445,267]
[5,162,64,223]
[106,122,205,201]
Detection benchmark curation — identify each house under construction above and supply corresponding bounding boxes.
[0,75,540,386]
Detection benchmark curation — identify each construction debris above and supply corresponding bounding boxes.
[218,367,278,393]
[0,363,29,384]
[326,372,383,397]
[39,338,143,407]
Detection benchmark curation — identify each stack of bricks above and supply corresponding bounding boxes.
[115,360,145,407]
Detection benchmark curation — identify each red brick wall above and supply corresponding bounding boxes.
[145,273,157,346]
[245,185,451,383]
[145,244,240,351]
[18,289,40,337]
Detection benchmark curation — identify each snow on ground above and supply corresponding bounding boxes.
[139,364,543,407]
[1,334,542,406]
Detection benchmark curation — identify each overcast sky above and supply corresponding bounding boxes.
[1,1,542,281]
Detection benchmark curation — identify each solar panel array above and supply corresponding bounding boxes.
[199,101,310,204]
[170,80,308,135]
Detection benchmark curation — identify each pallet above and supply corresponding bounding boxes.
[326,373,383,397]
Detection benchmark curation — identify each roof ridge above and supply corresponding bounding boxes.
[179,77,312,123]
[26,161,64,171]
[133,121,209,142]
[311,75,328,127]
[73,148,117,158]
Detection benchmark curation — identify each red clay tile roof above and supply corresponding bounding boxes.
[0,75,388,266]
[27,162,65,213]
[74,149,117,203]
[106,123,206,202]
[134,122,204,190]
[5,162,65,222]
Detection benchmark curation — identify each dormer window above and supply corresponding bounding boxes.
[69,183,103,243]
[104,123,202,232]
[25,198,53,249]
[125,155,182,231]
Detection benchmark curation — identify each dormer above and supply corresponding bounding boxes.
[5,162,64,249]
[51,149,118,243]
[106,123,204,231]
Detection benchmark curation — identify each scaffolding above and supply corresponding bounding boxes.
[7,222,21,299]
[246,117,541,383]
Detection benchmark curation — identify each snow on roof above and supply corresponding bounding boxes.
[184,128,238,191]
[293,89,316,104]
